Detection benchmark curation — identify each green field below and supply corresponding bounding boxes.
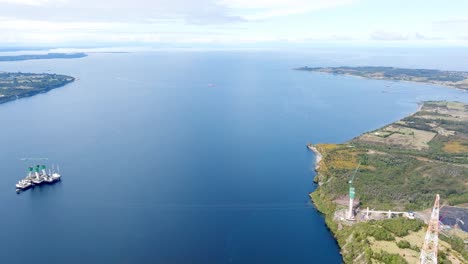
[310,101,468,263]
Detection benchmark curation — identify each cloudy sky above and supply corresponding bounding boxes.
[1,0,468,47]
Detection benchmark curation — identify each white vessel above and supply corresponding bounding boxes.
[30,165,44,184]
[43,175,54,183]
[51,172,61,182]
[16,164,62,192]
[50,164,61,182]
[16,179,32,190]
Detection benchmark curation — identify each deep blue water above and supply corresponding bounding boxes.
[0,50,467,264]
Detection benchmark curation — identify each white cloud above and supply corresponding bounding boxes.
[0,18,118,31]
[0,0,62,6]
[0,0,243,24]
[434,18,468,25]
[432,18,468,38]
[0,16,249,45]
[220,0,356,20]
[370,31,408,41]
[220,0,353,10]
[414,32,444,41]
[0,1,467,46]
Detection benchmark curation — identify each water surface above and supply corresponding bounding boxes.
[0,50,467,264]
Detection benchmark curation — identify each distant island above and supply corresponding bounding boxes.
[0,72,75,104]
[310,101,468,263]
[296,66,468,90]
[0,52,87,62]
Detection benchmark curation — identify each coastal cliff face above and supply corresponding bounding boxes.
[310,101,468,264]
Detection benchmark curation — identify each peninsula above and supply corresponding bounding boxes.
[296,66,468,90]
[310,101,468,263]
[0,72,75,104]
[0,52,87,62]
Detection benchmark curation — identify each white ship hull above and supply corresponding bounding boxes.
[16,182,32,190]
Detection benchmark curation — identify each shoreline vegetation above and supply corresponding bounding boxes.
[0,72,75,104]
[0,53,87,62]
[296,66,468,90]
[309,101,468,263]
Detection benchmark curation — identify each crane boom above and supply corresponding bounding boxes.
[349,163,361,184]
[420,194,440,264]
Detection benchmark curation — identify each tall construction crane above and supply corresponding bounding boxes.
[346,163,360,220]
[420,194,440,264]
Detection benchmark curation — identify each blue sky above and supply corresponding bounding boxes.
[1,0,467,47]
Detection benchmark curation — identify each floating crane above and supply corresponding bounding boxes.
[420,194,440,264]
[346,163,360,220]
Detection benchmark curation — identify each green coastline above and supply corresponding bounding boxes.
[296,66,468,90]
[309,101,468,264]
[0,72,75,104]
[0,52,87,62]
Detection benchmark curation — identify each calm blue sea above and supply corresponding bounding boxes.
[0,50,467,264]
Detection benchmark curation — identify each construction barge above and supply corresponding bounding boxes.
[16,165,61,192]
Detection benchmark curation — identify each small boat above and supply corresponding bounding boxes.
[43,175,54,183]
[51,172,61,182]
[16,179,32,190]
[53,165,61,181]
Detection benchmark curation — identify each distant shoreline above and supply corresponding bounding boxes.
[0,52,87,62]
[87,52,130,54]
[296,66,468,91]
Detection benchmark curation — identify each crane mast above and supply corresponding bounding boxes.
[346,163,360,220]
[420,194,440,264]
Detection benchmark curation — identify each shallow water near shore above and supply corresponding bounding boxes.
[0,50,467,263]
